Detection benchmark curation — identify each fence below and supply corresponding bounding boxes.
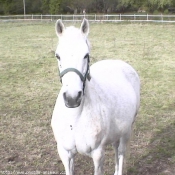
[1,14,175,23]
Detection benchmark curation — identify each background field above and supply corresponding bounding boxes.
[0,21,175,175]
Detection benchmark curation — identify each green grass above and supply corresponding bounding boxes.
[0,21,175,175]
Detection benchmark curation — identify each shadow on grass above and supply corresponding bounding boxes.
[129,119,175,175]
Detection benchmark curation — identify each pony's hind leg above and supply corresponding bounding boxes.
[113,141,120,175]
[113,129,132,175]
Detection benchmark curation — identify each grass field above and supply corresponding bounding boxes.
[0,21,175,175]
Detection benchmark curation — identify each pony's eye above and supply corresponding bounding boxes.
[84,53,89,59]
[55,54,60,60]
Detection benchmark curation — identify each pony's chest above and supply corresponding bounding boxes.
[73,117,104,155]
[58,122,97,155]
[55,109,105,154]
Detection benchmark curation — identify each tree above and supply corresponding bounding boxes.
[11,0,23,14]
[145,0,173,12]
[0,0,175,15]
[31,0,42,14]
[0,0,12,14]
[41,0,49,14]
[49,0,62,14]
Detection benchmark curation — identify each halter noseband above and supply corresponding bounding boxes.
[59,54,91,94]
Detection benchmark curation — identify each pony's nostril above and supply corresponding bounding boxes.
[63,92,67,101]
[63,91,82,108]
[76,91,82,102]
[78,91,82,97]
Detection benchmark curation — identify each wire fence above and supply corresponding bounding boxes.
[1,14,175,23]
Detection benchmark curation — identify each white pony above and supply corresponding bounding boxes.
[51,19,140,175]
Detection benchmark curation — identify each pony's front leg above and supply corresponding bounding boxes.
[57,145,75,175]
[92,147,104,175]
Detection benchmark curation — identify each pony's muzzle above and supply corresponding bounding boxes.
[63,91,82,108]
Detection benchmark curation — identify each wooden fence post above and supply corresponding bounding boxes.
[161,13,163,21]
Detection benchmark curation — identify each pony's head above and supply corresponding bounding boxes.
[55,19,90,108]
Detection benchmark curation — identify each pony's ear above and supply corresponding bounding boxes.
[55,19,65,37]
[80,18,89,36]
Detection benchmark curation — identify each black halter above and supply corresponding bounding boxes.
[59,54,91,94]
